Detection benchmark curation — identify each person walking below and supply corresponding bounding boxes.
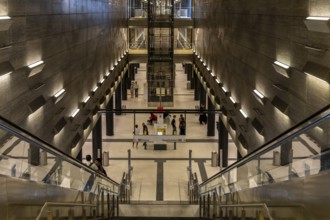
[171,115,177,135]
[179,115,186,135]
[142,122,149,149]
[132,124,140,148]
[95,158,107,176]
[134,81,139,97]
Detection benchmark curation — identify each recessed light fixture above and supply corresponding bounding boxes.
[70,109,80,118]
[28,60,44,69]
[207,67,210,71]
[221,86,227,93]
[27,60,46,77]
[0,16,11,20]
[54,89,65,98]
[304,16,330,33]
[83,96,90,104]
[306,16,330,21]
[98,78,105,85]
[105,71,110,77]
[210,72,215,77]
[110,67,115,71]
[216,79,220,84]
[203,63,207,67]
[253,89,265,99]
[92,86,98,93]
[240,109,248,119]
[229,96,236,104]
[272,61,291,78]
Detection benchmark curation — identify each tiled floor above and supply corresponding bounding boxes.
[82,64,238,202]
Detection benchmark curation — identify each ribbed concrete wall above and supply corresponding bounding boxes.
[0,0,127,154]
[193,0,330,153]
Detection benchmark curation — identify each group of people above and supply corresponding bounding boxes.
[171,114,186,135]
[130,81,139,98]
[132,122,149,149]
[83,154,107,192]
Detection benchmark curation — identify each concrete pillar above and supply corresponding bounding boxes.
[194,71,200,100]
[191,69,195,89]
[29,144,40,166]
[281,141,292,166]
[92,117,102,161]
[106,97,114,136]
[207,97,215,136]
[115,82,122,116]
[76,149,82,162]
[218,117,228,167]
[200,82,206,107]
[122,72,127,100]
[129,64,135,81]
[187,64,192,81]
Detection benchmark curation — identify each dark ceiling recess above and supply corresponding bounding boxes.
[83,118,92,130]
[71,133,81,148]
[53,117,67,135]
[220,106,227,116]
[228,118,236,130]
[252,118,264,136]
[271,96,289,115]
[28,96,47,113]
[238,134,248,148]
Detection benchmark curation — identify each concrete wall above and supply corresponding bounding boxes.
[0,0,128,155]
[193,0,330,153]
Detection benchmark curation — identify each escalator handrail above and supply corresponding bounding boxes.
[200,104,330,186]
[0,116,119,186]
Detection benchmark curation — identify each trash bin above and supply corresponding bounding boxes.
[40,151,47,166]
[103,151,109,167]
[273,151,280,166]
[211,151,218,167]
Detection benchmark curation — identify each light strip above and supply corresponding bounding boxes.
[0,16,11,20]
[83,96,90,103]
[92,86,98,92]
[105,71,110,77]
[222,86,227,93]
[306,16,330,21]
[210,72,215,77]
[229,96,236,104]
[99,78,105,84]
[207,67,210,71]
[253,89,265,99]
[203,63,207,66]
[274,61,290,69]
[28,60,44,69]
[216,79,220,84]
[240,109,248,118]
[110,67,114,71]
[71,109,80,118]
[54,89,65,98]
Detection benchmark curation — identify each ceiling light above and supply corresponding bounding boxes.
[28,60,44,69]
[253,89,265,99]
[70,109,80,118]
[92,86,98,93]
[240,109,248,119]
[274,61,289,69]
[216,79,220,84]
[54,89,65,98]
[222,86,227,93]
[210,72,215,77]
[272,61,291,78]
[83,96,90,104]
[0,16,11,20]
[304,16,330,33]
[105,71,110,77]
[306,16,330,21]
[229,96,236,104]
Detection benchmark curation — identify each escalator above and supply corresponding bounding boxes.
[0,116,130,220]
[194,105,330,220]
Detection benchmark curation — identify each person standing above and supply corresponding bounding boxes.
[83,155,98,192]
[95,158,107,176]
[142,122,149,149]
[132,124,140,148]
[134,81,139,97]
[179,115,186,135]
[171,115,177,135]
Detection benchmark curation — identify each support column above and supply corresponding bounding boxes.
[92,117,102,161]
[115,82,122,116]
[106,97,114,136]
[200,82,206,107]
[191,69,195,89]
[194,71,200,101]
[207,97,215,136]
[281,141,293,166]
[187,64,192,81]
[218,117,228,167]
[122,73,127,100]
[129,64,135,81]
[29,144,40,166]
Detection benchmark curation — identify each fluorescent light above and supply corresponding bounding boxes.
[28,60,44,69]
[216,79,220,84]
[0,16,11,20]
[105,71,110,77]
[210,72,215,77]
[83,96,90,103]
[306,16,330,21]
[71,109,80,118]
[99,78,105,84]
[274,61,289,69]
[222,86,227,93]
[54,89,65,98]
[253,89,265,99]
[240,109,248,118]
[229,96,236,104]
[92,86,98,92]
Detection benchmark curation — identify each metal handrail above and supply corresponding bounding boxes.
[0,116,119,186]
[218,203,273,220]
[200,104,330,187]
[35,202,96,220]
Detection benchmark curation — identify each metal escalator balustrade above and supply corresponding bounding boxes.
[0,115,125,219]
[197,105,330,220]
